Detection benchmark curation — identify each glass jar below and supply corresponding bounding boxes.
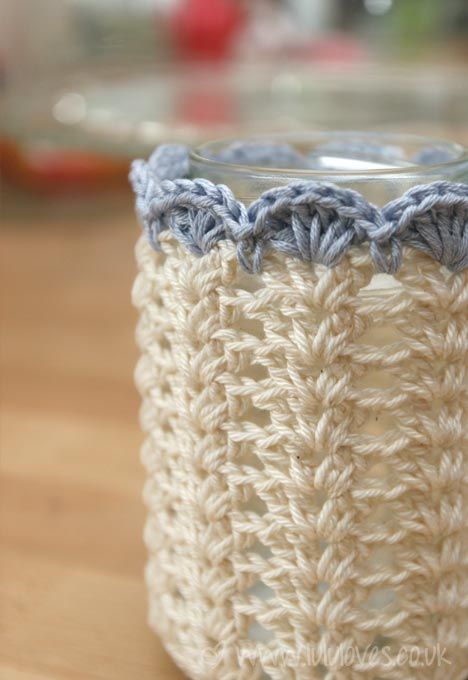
[132,132,468,680]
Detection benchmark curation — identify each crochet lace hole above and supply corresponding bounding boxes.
[236,271,265,292]
[371,634,394,649]
[172,586,183,600]
[246,405,271,427]
[250,540,273,560]
[156,332,171,351]
[366,461,390,479]
[357,367,398,390]
[362,411,397,437]
[239,493,268,516]
[363,588,396,610]
[316,663,327,677]
[245,581,275,600]
[368,545,393,566]
[236,446,264,470]
[361,273,403,292]
[313,489,327,510]
[247,363,269,382]
[317,581,329,595]
[319,540,329,553]
[235,315,266,341]
[247,621,274,643]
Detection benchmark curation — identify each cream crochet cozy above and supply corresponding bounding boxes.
[132,143,468,680]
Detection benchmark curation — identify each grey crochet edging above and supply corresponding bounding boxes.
[130,143,468,274]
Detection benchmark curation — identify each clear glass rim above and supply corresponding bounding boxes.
[190,131,467,180]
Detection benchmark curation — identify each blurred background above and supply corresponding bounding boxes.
[1,2,467,679]
[1,0,468,203]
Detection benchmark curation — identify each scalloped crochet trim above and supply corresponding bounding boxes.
[130,144,468,274]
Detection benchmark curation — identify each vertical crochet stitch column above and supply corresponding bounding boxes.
[134,234,242,679]
[383,254,467,673]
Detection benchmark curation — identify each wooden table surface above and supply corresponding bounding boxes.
[1,193,186,680]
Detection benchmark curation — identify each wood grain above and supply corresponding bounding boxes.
[0,201,186,679]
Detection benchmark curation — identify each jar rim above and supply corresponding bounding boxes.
[190,131,467,181]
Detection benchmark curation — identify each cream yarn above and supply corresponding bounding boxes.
[133,231,468,680]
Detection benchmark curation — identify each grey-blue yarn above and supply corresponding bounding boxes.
[129,143,468,274]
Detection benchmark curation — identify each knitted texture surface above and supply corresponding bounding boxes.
[133,231,468,680]
[129,143,468,275]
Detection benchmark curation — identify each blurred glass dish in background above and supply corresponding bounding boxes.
[1,64,467,193]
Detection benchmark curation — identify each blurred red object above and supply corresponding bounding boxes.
[174,87,236,126]
[299,34,368,63]
[170,0,245,60]
[0,137,130,193]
